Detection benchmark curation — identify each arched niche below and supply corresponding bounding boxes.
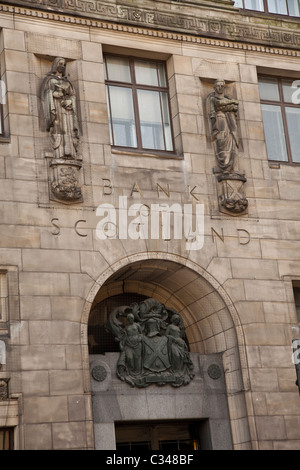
[81,253,252,449]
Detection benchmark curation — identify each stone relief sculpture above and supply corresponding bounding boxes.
[0,379,8,400]
[208,79,239,173]
[207,79,248,216]
[106,298,194,388]
[41,57,83,203]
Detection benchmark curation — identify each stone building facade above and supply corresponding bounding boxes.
[0,0,300,450]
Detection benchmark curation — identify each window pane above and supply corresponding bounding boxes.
[287,0,300,15]
[244,0,264,10]
[258,77,280,101]
[158,63,167,87]
[105,56,131,83]
[137,89,165,150]
[282,79,295,103]
[161,92,173,151]
[107,85,137,148]
[267,0,288,14]
[134,60,159,86]
[261,104,288,161]
[233,0,244,7]
[286,107,300,162]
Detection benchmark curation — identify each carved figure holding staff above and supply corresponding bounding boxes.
[42,57,80,160]
[208,79,239,174]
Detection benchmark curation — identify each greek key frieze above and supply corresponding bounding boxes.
[4,0,300,50]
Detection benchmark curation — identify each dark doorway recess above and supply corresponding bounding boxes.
[115,419,211,450]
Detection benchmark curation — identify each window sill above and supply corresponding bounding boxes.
[0,136,10,144]
[268,161,300,168]
[268,162,281,169]
[111,148,183,160]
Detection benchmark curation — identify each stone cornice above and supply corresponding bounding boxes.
[1,0,300,53]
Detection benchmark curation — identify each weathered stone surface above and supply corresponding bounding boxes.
[0,0,300,452]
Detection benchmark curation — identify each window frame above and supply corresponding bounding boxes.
[293,282,300,323]
[0,427,14,450]
[259,75,300,165]
[0,76,5,139]
[104,54,176,157]
[0,104,4,138]
[235,0,300,17]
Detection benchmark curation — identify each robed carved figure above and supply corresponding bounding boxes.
[106,298,194,388]
[42,57,79,159]
[208,79,239,174]
[207,79,248,215]
[41,57,83,203]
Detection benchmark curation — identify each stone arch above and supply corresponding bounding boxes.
[81,252,252,449]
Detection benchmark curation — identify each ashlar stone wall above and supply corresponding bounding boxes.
[0,2,299,450]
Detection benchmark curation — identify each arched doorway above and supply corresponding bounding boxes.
[82,255,251,450]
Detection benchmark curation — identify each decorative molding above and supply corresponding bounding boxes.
[2,1,300,52]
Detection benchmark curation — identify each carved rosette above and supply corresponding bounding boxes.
[106,298,194,388]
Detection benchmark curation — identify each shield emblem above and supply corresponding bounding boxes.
[143,336,170,372]
[216,173,248,216]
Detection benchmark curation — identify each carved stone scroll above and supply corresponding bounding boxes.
[207,79,248,216]
[41,57,83,204]
[106,298,194,388]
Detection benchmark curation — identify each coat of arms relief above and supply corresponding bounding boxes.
[106,298,194,388]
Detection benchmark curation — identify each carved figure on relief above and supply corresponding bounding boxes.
[207,79,239,173]
[41,57,83,204]
[106,298,194,388]
[41,57,80,160]
[207,79,248,216]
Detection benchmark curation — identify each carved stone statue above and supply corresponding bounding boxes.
[42,57,79,159]
[106,298,194,387]
[41,57,83,203]
[207,79,248,216]
[208,79,239,174]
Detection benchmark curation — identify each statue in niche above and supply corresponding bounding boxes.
[207,79,248,215]
[42,57,79,160]
[208,79,239,174]
[106,298,194,388]
[41,57,83,203]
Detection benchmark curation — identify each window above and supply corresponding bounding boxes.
[234,0,300,16]
[258,76,300,164]
[293,283,300,322]
[105,55,174,154]
[0,272,8,322]
[0,427,14,450]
